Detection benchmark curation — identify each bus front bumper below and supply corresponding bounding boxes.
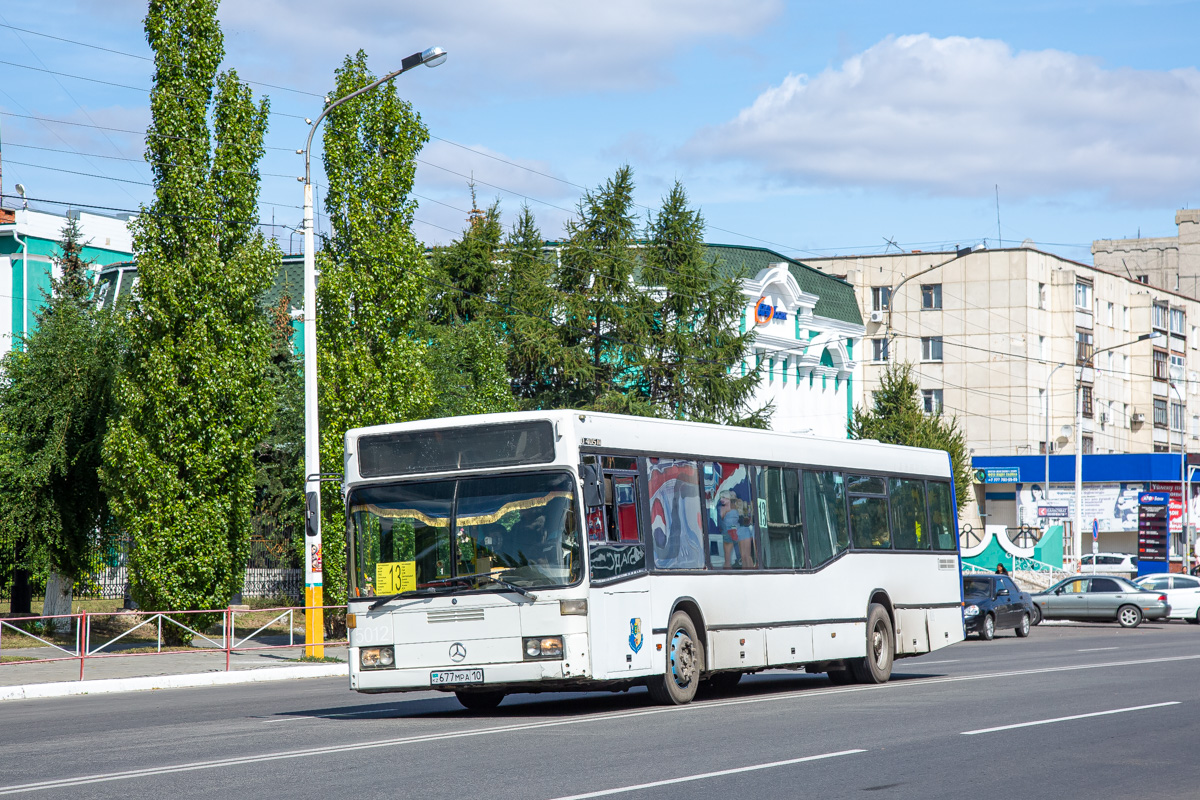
[350,656,583,693]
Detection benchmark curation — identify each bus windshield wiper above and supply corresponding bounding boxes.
[365,570,537,609]
[477,574,538,601]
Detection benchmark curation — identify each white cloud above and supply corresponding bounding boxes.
[218,0,780,94]
[685,34,1200,203]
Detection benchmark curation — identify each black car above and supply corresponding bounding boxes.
[962,574,1036,640]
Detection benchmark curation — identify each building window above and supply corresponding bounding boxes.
[1154,398,1169,428]
[1038,283,1047,310]
[871,286,891,311]
[1082,436,1094,455]
[1039,335,1047,360]
[1081,384,1093,418]
[871,338,889,362]
[1171,307,1186,335]
[1153,349,1169,381]
[922,389,943,415]
[1170,353,1185,379]
[1138,275,1150,284]
[921,284,942,310]
[1153,302,1169,331]
[1075,330,1093,364]
[1075,281,1093,310]
[1171,402,1186,432]
[1123,306,1130,330]
[921,336,943,362]
[1106,302,1115,326]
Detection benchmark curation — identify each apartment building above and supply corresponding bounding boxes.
[1093,209,1200,299]
[806,247,1200,538]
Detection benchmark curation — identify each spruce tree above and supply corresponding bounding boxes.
[848,362,973,509]
[0,217,120,614]
[102,0,277,631]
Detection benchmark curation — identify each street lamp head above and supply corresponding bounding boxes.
[1140,331,1166,341]
[422,47,448,68]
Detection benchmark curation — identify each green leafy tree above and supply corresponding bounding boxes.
[625,180,767,426]
[102,0,277,634]
[848,362,973,509]
[317,51,435,612]
[0,217,120,613]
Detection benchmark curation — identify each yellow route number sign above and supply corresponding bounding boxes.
[376,561,416,595]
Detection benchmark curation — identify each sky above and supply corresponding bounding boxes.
[2,1,1199,264]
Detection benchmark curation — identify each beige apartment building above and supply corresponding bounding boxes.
[805,247,1200,529]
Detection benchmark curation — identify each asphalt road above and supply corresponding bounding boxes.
[3,620,1200,799]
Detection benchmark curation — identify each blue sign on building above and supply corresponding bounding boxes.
[1138,492,1170,505]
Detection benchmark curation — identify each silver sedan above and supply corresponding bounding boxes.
[1032,575,1170,628]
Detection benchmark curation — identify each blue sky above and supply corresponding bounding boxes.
[2,1,1199,264]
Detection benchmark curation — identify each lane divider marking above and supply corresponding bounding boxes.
[961,702,1180,735]
[1077,647,1120,652]
[544,750,867,800]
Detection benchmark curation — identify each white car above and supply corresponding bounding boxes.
[1079,552,1138,578]
[1134,574,1200,623]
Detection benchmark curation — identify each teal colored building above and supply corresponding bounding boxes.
[0,207,134,354]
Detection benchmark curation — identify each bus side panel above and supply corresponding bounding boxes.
[895,608,930,654]
[589,583,653,679]
[810,622,867,661]
[766,626,814,666]
[710,629,766,670]
[925,606,964,652]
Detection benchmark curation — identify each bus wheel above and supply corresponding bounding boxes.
[849,603,894,684]
[455,690,505,711]
[826,668,855,685]
[647,611,703,705]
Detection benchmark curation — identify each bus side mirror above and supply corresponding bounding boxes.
[581,463,603,508]
[305,491,320,537]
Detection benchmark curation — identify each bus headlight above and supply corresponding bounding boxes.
[360,646,395,669]
[963,605,980,617]
[523,636,564,660]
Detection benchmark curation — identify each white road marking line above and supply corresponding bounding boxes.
[1077,647,1120,652]
[961,702,1180,735]
[6,652,1200,794]
[543,750,866,800]
[908,659,959,665]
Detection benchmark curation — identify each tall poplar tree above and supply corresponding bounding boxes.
[103,0,277,630]
[317,51,435,611]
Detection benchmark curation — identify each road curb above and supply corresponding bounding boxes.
[0,663,347,702]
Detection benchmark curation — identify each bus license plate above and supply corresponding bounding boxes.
[430,669,484,686]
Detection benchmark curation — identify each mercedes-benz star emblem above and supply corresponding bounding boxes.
[449,642,467,662]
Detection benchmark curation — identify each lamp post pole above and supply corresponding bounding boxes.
[299,46,446,657]
[1044,362,1066,525]
[1073,333,1162,571]
[1170,376,1188,570]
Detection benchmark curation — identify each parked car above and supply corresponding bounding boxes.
[962,574,1036,640]
[1032,575,1169,627]
[1078,552,1138,578]
[1133,573,1200,623]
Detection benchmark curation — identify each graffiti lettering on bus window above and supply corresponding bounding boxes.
[590,544,646,582]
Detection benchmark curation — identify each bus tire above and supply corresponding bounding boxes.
[826,668,855,685]
[849,603,894,684]
[647,611,703,705]
[455,690,505,711]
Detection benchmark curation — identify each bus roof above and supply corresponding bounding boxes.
[345,410,953,483]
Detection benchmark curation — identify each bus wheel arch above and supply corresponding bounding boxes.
[669,597,708,669]
[867,589,895,647]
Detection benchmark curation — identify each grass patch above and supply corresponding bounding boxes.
[0,655,39,663]
[290,655,344,663]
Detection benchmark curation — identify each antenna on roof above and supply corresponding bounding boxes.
[882,236,901,253]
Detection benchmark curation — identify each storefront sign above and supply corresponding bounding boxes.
[980,467,1020,484]
[754,297,788,325]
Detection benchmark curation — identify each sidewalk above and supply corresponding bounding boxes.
[0,641,348,702]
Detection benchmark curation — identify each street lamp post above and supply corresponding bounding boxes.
[1043,362,1067,523]
[1073,332,1162,572]
[885,244,982,335]
[299,46,446,657]
[1169,373,1188,570]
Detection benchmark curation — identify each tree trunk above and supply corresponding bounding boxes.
[43,571,73,633]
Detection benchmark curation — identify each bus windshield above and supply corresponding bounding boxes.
[348,471,581,596]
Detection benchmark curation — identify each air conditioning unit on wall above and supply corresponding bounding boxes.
[1131,412,1145,426]
[1098,412,1108,424]
[869,310,885,324]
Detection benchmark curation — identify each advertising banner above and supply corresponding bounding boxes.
[1017,483,1142,531]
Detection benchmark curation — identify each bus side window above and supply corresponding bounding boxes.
[606,474,641,543]
[848,475,891,550]
[803,470,848,567]
[927,481,957,551]
[889,478,929,550]
[760,466,803,569]
[703,461,756,569]
[647,458,705,570]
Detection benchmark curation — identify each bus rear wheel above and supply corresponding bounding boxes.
[455,690,505,711]
[647,611,703,705]
[848,603,894,684]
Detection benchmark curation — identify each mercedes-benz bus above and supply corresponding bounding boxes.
[343,411,964,708]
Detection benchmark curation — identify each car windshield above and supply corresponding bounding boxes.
[348,471,581,597]
[963,577,992,598]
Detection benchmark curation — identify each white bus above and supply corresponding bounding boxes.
[344,411,964,708]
